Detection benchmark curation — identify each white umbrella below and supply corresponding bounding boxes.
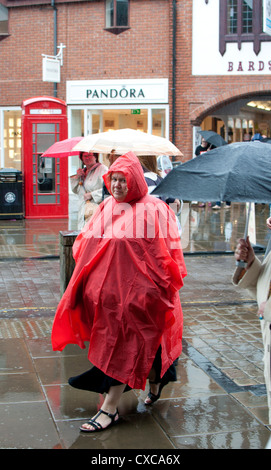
[72,128,183,157]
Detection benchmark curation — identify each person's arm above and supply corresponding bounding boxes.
[259,297,271,322]
[232,237,261,294]
[70,169,84,194]
[90,187,103,204]
[234,237,255,268]
[88,166,108,204]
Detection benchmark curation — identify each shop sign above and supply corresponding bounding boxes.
[227,59,271,73]
[42,57,60,83]
[192,0,271,75]
[66,79,168,104]
[29,109,62,115]
[263,0,271,36]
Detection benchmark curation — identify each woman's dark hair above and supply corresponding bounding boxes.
[79,152,99,163]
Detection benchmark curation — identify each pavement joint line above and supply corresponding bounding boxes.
[0,249,265,263]
[0,256,60,262]
[0,300,255,311]
[182,300,257,306]
[0,307,56,319]
[0,300,257,318]
[0,307,55,312]
[182,339,266,397]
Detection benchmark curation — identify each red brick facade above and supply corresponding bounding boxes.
[0,0,271,162]
[1,1,170,102]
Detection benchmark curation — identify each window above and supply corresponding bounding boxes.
[3,110,21,171]
[105,0,129,34]
[220,0,270,55]
[227,0,238,34]
[226,0,253,34]
[242,0,253,33]
[0,4,8,36]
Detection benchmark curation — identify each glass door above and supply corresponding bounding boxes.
[87,110,103,134]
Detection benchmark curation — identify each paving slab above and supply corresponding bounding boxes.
[0,201,271,449]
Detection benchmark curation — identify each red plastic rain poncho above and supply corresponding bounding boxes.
[51,152,187,390]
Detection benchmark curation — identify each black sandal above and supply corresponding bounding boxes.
[80,408,119,432]
[144,382,164,405]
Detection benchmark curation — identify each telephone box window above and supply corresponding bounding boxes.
[32,122,59,200]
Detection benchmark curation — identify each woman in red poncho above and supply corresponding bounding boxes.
[51,151,187,432]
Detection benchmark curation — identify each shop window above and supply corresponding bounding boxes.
[0,4,8,37]
[219,0,270,55]
[152,109,166,137]
[4,110,22,171]
[105,0,129,34]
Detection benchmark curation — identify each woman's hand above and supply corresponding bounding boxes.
[84,192,92,201]
[234,236,255,268]
[76,168,85,178]
[175,199,181,213]
[266,217,271,230]
[170,199,181,214]
[257,301,266,320]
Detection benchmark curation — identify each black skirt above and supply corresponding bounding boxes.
[68,347,177,394]
[68,366,132,394]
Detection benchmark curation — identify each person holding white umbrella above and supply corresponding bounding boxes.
[70,152,108,230]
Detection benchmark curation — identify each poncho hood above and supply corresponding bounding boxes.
[103,151,148,203]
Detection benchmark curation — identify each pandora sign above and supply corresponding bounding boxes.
[66,79,168,104]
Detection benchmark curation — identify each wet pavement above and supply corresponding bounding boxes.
[0,198,271,449]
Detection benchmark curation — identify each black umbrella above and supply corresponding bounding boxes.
[152,141,271,204]
[199,130,227,147]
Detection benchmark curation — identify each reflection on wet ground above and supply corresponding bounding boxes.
[0,199,271,449]
[0,200,270,258]
[180,202,270,254]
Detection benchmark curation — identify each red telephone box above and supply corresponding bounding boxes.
[21,96,68,219]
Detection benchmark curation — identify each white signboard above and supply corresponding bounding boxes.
[66,79,168,104]
[193,0,271,75]
[42,57,60,83]
[263,0,271,36]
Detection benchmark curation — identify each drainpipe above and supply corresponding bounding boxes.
[51,0,57,97]
[172,0,177,156]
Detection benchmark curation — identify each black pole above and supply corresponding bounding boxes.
[172,0,177,151]
[52,0,57,97]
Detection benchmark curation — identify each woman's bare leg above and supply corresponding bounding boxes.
[80,383,126,431]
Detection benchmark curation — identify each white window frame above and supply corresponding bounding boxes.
[68,104,169,138]
[67,104,169,177]
[0,106,21,168]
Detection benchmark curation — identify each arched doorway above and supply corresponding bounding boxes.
[199,94,271,143]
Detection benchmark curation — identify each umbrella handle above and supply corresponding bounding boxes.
[236,202,252,268]
[243,202,251,240]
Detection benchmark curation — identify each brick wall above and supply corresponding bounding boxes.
[1,0,270,161]
[0,0,170,104]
